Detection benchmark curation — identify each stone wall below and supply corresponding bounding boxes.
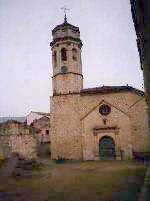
[80,92,149,160]
[50,94,83,160]
[31,116,50,143]
[129,97,150,152]
[0,121,37,160]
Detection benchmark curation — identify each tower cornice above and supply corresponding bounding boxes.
[52,72,83,78]
[50,36,83,48]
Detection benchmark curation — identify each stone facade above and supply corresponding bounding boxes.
[0,121,37,160]
[51,90,149,160]
[50,18,149,160]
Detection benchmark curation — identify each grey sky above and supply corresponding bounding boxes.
[0,0,143,117]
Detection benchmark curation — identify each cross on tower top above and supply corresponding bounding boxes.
[61,6,70,23]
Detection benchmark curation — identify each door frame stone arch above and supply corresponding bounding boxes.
[99,135,116,160]
[93,127,121,160]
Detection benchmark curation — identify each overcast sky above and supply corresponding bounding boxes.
[0,0,144,117]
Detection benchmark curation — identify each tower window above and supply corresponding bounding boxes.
[53,51,57,67]
[72,48,77,61]
[61,48,67,61]
[46,130,49,135]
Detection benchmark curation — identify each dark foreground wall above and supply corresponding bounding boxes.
[130,0,150,132]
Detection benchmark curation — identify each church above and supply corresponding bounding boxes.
[50,15,149,161]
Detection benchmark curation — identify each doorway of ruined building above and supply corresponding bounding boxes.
[99,136,116,160]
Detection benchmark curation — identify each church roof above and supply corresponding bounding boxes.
[52,21,79,33]
[80,86,144,96]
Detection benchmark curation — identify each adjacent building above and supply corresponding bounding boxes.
[27,111,50,125]
[31,116,50,144]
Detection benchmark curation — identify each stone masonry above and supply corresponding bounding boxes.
[0,121,37,160]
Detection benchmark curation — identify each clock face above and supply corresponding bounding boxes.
[99,104,111,116]
[61,66,68,73]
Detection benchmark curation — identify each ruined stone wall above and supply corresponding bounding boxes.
[0,136,11,159]
[32,117,50,143]
[10,135,37,159]
[0,121,37,160]
[0,146,3,159]
[35,130,50,143]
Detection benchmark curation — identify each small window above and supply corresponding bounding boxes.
[46,130,49,135]
[61,48,67,61]
[72,48,77,61]
[53,51,57,67]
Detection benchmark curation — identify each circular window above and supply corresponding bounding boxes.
[99,104,111,116]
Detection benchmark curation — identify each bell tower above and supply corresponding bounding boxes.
[50,14,83,95]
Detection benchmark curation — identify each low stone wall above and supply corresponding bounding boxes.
[0,145,4,160]
[0,121,37,160]
[37,142,51,157]
[0,136,11,159]
[10,135,37,159]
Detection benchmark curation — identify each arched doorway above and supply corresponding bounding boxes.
[99,136,116,160]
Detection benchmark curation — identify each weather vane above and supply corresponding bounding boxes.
[61,6,69,22]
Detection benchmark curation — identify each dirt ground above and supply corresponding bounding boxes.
[0,158,147,201]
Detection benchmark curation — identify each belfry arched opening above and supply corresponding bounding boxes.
[99,136,116,160]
